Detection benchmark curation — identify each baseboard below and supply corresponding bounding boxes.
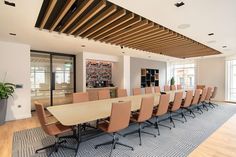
[6,113,32,121]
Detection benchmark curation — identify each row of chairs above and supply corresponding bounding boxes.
[34,86,217,156]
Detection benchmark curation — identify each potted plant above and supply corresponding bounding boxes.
[0,82,15,125]
[170,77,175,85]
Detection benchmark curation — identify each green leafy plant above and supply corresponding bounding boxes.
[170,77,175,85]
[0,82,15,99]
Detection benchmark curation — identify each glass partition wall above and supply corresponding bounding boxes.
[31,51,75,110]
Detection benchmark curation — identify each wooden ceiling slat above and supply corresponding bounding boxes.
[94,16,141,41]
[125,30,172,47]
[155,43,204,52]
[59,0,94,33]
[39,0,57,30]
[68,0,107,35]
[49,0,75,32]
[154,47,211,55]
[81,9,126,38]
[74,5,117,36]
[87,13,135,39]
[110,23,156,44]
[102,19,149,42]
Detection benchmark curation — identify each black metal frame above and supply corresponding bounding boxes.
[30,50,76,107]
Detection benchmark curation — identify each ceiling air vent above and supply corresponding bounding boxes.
[4,1,15,7]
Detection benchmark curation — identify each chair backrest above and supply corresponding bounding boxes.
[117,89,127,98]
[34,102,51,135]
[191,89,201,105]
[211,86,218,99]
[205,87,213,101]
[108,101,131,133]
[196,85,205,89]
[156,94,170,116]
[145,87,153,94]
[182,90,193,107]
[170,92,183,111]
[164,85,170,91]
[133,88,142,95]
[170,85,176,91]
[73,92,89,103]
[138,96,154,122]
[199,88,207,102]
[177,84,182,90]
[98,90,110,100]
[154,86,160,93]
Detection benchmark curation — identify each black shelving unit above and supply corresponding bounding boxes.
[141,68,159,87]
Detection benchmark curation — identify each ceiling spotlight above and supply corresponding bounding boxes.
[148,56,151,58]
[81,45,86,47]
[208,33,214,36]
[4,1,15,7]
[9,33,16,36]
[120,46,123,49]
[175,2,185,7]
[122,52,125,54]
[222,46,227,48]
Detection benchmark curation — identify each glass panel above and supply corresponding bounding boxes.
[31,52,51,109]
[52,55,74,105]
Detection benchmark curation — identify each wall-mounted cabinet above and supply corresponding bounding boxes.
[141,68,159,87]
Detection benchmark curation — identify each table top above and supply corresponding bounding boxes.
[47,89,186,126]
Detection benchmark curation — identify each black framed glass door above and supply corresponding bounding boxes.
[31,51,75,109]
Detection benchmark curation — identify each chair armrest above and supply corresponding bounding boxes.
[45,121,60,126]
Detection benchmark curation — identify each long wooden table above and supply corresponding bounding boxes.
[47,89,187,156]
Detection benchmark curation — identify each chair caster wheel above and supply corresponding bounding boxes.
[95,146,98,149]
[131,148,134,151]
[154,135,157,138]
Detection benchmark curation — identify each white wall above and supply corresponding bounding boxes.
[130,57,167,92]
[0,41,31,121]
[196,57,225,101]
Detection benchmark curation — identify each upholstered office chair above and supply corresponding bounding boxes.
[168,92,184,127]
[123,97,156,145]
[98,89,110,100]
[133,88,142,95]
[117,89,128,97]
[144,94,171,136]
[180,90,194,119]
[73,92,89,103]
[204,87,214,108]
[154,86,160,93]
[95,101,134,157]
[170,85,176,91]
[198,88,208,111]
[190,89,202,114]
[34,102,75,156]
[196,85,205,89]
[209,87,218,107]
[145,87,153,94]
[73,92,96,130]
[164,85,170,91]
[177,84,182,90]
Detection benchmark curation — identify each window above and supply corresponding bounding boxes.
[226,60,236,101]
[169,62,196,89]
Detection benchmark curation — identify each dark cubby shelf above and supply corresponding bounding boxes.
[141,68,159,87]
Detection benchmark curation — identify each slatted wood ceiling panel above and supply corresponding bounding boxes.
[35,0,221,58]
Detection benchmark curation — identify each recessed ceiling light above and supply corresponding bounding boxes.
[4,1,15,7]
[208,33,214,36]
[148,56,151,58]
[177,24,190,29]
[222,46,227,48]
[207,40,216,43]
[175,2,185,7]
[122,52,125,54]
[81,45,86,47]
[9,33,16,36]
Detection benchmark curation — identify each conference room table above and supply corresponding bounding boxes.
[47,89,189,156]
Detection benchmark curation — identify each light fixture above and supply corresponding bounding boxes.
[4,1,15,7]
[208,33,214,36]
[175,2,185,7]
[81,45,86,48]
[9,33,16,36]
[222,46,227,48]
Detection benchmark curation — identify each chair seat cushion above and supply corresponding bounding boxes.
[97,121,109,132]
[47,123,72,136]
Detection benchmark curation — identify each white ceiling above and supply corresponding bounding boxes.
[0,0,235,62]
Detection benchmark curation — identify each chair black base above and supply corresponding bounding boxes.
[180,107,196,119]
[95,133,134,157]
[123,123,156,146]
[144,117,172,136]
[168,111,185,128]
[35,137,76,157]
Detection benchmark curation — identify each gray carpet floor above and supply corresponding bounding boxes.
[12,104,236,157]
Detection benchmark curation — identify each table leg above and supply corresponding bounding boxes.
[74,124,81,157]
